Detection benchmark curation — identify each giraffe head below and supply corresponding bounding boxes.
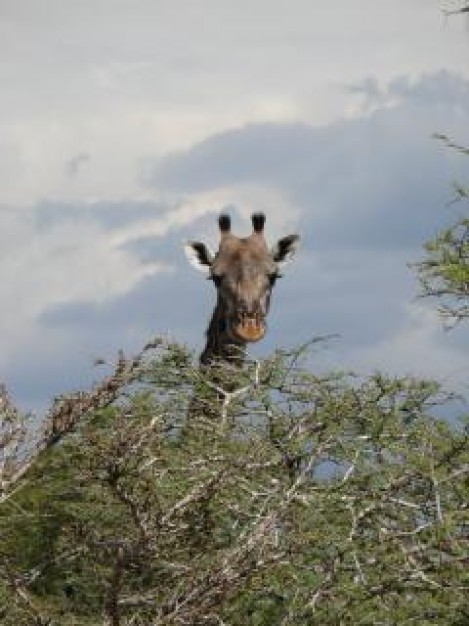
[184,213,299,344]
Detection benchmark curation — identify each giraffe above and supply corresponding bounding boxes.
[184,212,299,369]
[183,212,300,483]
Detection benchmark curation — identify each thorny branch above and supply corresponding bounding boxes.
[0,341,467,624]
[1,560,50,626]
[0,338,163,504]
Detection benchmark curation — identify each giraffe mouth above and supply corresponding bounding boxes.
[232,317,266,342]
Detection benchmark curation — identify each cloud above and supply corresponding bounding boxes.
[1,0,469,418]
[33,200,164,231]
[0,200,173,383]
[346,70,469,112]
[3,1,469,207]
[3,71,469,412]
[348,303,469,393]
[147,71,469,253]
[141,71,469,383]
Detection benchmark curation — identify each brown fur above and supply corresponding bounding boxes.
[185,213,299,366]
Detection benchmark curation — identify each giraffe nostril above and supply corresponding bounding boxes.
[237,305,248,320]
[236,304,265,324]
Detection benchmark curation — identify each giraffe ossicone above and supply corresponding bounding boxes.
[184,213,299,365]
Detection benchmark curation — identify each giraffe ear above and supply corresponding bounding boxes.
[271,234,300,268]
[183,241,215,274]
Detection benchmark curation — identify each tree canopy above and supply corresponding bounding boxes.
[1,341,468,625]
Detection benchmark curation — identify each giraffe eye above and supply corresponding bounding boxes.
[211,273,223,287]
[268,272,280,286]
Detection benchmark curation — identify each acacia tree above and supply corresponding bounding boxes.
[1,340,468,625]
[414,136,469,325]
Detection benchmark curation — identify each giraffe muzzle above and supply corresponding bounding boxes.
[233,317,266,342]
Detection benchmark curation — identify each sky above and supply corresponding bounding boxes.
[1,0,469,412]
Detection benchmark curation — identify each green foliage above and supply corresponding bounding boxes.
[1,343,467,625]
[415,136,469,325]
[416,216,469,323]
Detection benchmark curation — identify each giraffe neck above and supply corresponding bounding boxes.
[200,300,246,366]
